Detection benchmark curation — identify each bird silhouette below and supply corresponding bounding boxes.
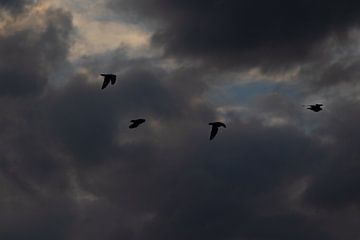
[209,122,226,141]
[129,119,146,129]
[304,104,323,112]
[100,74,116,89]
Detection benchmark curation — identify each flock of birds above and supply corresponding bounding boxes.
[100,74,324,141]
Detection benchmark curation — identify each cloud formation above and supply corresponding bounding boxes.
[0,0,31,12]
[109,0,360,70]
[1,1,360,240]
[0,6,73,96]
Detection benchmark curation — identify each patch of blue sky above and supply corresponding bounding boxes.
[207,81,300,106]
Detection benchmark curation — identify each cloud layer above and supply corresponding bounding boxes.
[109,0,360,69]
[1,1,360,240]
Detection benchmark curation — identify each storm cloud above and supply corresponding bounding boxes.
[1,0,360,240]
[109,0,360,70]
[0,0,31,12]
[0,7,73,96]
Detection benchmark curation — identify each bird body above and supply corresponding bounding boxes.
[129,119,146,129]
[306,104,323,112]
[100,74,116,89]
[209,122,226,140]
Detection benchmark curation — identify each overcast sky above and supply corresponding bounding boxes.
[1,0,360,239]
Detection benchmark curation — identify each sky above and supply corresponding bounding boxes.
[1,0,360,239]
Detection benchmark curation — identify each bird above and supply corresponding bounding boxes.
[129,119,146,129]
[209,122,226,141]
[100,74,116,90]
[304,104,323,112]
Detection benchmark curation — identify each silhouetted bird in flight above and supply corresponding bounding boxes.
[209,122,226,141]
[100,74,116,89]
[305,104,323,112]
[129,119,146,129]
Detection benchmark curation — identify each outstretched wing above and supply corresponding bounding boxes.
[210,126,218,140]
[101,77,111,89]
[138,119,146,124]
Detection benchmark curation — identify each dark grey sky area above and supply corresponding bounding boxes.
[1,0,360,239]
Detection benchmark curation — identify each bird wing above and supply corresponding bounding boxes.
[101,77,111,89]
[110,76,116,85]
[210,126,218,140]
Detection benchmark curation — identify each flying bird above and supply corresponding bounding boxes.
[129,119,146,129]
[209,122,226,141]
[304,104,323,112]
[100,74,116,90]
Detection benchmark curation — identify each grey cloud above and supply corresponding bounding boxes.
[0,7,73,97]
[303,99,360,210]
[1,44,336,239]
[108,0,360,70]
[1,46,358,239]
[41,63,213,165]
[0,190,75,240]
[0,0,31,13]
[300,56,360,91]
[2,1,360,240]
[0,4,76,240]
[71,116,330,240]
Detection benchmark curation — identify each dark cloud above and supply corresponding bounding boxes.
[303,99,360,209]
[0,97,76,239]
[0,7,73,97]
[2,1,360,239]
[300,50,360,90]
[108,0,360,70]
[41,62,213,165]
[0,45,335,239]
[0,4,76,240]
[0,195,75,240]
[0,0,31,12]
[71,116,330,240]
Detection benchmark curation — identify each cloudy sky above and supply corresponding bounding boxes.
[1,0,360,239]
